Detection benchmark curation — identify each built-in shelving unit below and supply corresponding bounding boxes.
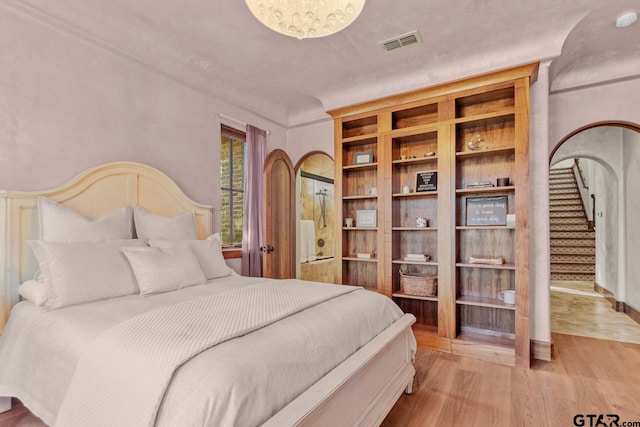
[330,64,537,367]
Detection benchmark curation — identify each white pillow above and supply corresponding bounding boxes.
[18,279,52,306]
[122,245,206,296]
[149,236,233,280]
[28,239,147,309]
[38,197,133,241]
[133,206,197,241]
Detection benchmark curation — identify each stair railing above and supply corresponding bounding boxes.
[571,159,594,228]
[575,159,589,189]
[590,194,595,230]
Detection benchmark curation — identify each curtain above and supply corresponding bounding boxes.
[241,124,267,277]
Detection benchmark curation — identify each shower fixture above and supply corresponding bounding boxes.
[316,188,328,228]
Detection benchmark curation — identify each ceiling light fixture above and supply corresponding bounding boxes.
[245,0,366,40]
[616,11,638,28]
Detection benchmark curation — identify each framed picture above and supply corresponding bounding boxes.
[353,151,374,165]
[466,196,507,226]
[356,209,377,228]
[415,170,437,192]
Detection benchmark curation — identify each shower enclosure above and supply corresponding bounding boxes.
[299,171,334,263]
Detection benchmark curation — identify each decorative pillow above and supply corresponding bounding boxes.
[28,239,147,309]
[149,235,233,280]
[133,206,197,241]
[38,197,133,241]
[122,245,206,296]
[18,279,52,306]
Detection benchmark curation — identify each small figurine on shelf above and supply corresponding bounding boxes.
[467,134,485,151]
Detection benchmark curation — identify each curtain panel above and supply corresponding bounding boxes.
[241,125,267,277]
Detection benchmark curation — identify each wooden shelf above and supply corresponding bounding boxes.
[341,134,377,145]
[392,292,438,302]
[342,227,378,231]
[456,295,516,310]
[454,331,515,352]
[456,262,515,270]
[456,225,514,230]
[454,108,515,124]
[343,162,377,171]
[342,194,378,200]
[387,122,440,137]
[392,226,438,231]
[455,146,515,159]
[392,192,437,198]
[342,257,378,263]
[392,259,438,266]
[392,156,438,166]
[456,185,515,195]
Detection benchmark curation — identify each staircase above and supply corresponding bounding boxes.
[549,168,595,281]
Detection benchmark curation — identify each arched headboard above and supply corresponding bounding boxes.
[0,161,213,330]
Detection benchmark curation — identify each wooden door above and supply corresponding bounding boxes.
[263,149,296,279]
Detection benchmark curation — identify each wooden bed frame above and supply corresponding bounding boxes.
[0,161,416,425]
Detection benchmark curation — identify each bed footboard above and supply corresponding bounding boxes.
[263,313,416,427]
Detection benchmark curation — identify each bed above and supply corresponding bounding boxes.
[0,161,416,426]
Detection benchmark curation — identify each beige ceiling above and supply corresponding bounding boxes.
[15,0,640,126]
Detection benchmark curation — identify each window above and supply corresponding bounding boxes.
[220,125,245,247]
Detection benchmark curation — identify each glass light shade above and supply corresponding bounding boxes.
[245,0,366,39]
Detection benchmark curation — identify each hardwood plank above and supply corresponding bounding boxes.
[384,333,640,427]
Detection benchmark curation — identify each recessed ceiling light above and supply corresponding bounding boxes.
[616,11,638,28]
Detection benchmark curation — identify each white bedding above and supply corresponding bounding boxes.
[0,276,410,426]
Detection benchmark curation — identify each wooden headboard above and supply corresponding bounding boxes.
[0,161,213,330]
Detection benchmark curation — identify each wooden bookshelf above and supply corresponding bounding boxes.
[330,63,537,367]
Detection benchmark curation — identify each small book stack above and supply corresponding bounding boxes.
[404,253,430,262]
[466,181,494,188]
[357,252,374,259]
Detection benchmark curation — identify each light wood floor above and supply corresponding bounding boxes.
[551,280,640,344]
[382,333,640,427]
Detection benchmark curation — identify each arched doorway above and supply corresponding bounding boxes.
[549,123,640,343]
[294,151,335,283]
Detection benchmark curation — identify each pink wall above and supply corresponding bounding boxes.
[0,6,286,233]
[549,78,640,150]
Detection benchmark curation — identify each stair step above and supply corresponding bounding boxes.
[549,208,583,214]
[549,176,578,188]
[550,168,573,174]
[551,246,595,255]
[550,211,587,218]
[551,267,596,274]
[550,200,583,206]
[550,231,595,239]
[549,183,578,189]
[551,261,595,269]
[551,273,595,281]
[550,218,588,225]
[550,194,581,201]
[550,224,589,231]
[550,239,596,247]
[551,254,595,262]
[549,185,579,195]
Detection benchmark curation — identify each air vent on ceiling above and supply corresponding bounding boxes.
[379,30,422,52]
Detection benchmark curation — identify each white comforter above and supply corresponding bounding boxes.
[0,276,408,426]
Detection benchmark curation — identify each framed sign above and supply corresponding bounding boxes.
[416,171,437,192]
[466,196,507,226]
[356,209,377,227]
[353,151,374,165]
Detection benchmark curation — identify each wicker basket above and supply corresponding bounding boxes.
[399,270,437,297]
